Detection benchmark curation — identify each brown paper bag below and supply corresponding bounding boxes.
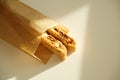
[0,0,66,63]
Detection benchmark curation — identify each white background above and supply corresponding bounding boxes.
[0,0,120,80]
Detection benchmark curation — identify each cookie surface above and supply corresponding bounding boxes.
[47,27,76,53]
[41,33,67,60]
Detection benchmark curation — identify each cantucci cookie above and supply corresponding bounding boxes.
[41,33,67,60]
[47,27,76,53]
[54,25,69,33]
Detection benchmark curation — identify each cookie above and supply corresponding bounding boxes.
[41,33,67,60]
[47,27,76,53]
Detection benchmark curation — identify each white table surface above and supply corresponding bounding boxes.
[0,0,120,80]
